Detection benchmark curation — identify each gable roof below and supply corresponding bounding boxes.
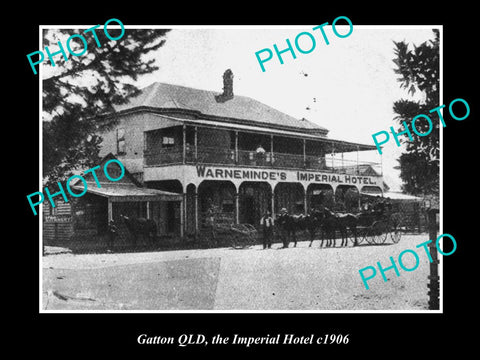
[70,153,182,201]
[112,82,329,136]
[71,153,143,188]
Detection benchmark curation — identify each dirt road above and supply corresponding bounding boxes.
[42,234,433,311]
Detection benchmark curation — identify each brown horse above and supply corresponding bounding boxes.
[319,208,358,247]
[275,210,324,248]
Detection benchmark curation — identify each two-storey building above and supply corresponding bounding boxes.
[97,70,383,238]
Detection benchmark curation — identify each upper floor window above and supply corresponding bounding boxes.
[117,128,126,155]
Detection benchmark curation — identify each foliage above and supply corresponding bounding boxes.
[392,29,439,195]
[344,188,360,212]
[42,28,170,185]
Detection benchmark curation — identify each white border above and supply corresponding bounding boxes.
[38,24,443,314]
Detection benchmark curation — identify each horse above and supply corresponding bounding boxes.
[120,214,157,246]
[275,210,324,248]
[317,208,359,247]
[275,212,310,248]
[306,209,324,247]
[316,208,337,247]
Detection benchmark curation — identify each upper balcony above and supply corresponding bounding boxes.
[143,125,382,176]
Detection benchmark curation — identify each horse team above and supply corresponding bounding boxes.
[275,207,360,249]
[111,202,387,250]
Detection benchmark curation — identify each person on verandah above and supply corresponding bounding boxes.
[255,144,266,165]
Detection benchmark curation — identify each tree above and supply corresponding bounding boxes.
[392,29,439,195]
[344,188,359,212]
[42,27,170,185]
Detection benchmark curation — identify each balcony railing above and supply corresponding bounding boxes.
[144,145,381,175]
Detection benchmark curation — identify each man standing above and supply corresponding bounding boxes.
[206,203,218,240]
[276,208,291,249]
[260,210,274,249]
[107,219,118,251]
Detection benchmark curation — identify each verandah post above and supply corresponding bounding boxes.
[194,126,198,163]
[235,131,239,164]
[182,124,186,164]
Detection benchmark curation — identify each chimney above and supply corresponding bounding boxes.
[215,69,234,103]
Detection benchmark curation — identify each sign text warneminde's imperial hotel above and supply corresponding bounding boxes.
[43,68,383,243]
[196,165,378,185]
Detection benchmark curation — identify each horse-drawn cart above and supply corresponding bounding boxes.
[201,210,259,249]
[213,221,258,249]
[354,211,403,245]
[230,223,259,249]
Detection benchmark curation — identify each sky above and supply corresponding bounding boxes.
[130,25,438,192]
[43,24,439,192]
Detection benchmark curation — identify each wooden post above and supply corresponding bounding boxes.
[304,188,308,215]
[427,209,440,310]
[235,131,239,164]
[146,201,150,219]
[182,124,186,164]
[180,198,184,238]
[270,134,274,167]
[357,188,361,210]
[235,191,240,224]
[356,145,360,175]
[108,200,113,222]
[380,152,383,176]
[143,132,147,166]
[183,193,187,235]
[271,186,275,217]
[303,139,306,169]
[194,189,199,233]
[331,143,335,170]
[194,126,198,163]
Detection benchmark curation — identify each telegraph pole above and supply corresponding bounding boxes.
[424,198,440,310]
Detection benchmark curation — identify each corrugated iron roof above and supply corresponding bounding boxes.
[72,182,183,202]
[148,113,377,152]
[113,82,328,135]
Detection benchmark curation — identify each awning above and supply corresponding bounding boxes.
[361,191,422,201]
[72,183,183,202]
[147,114,377,153]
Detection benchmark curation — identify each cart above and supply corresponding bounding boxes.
[229,223,259,249]
[355,211,404,245]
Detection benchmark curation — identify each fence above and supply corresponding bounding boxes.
[145,146,381,175]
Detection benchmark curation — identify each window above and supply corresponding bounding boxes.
[162,136,175,148]
[117,128,126,154]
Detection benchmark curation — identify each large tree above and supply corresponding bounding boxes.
[392,29,439,195]
[42,27,170,185]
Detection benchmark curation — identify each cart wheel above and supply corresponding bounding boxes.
[347,228,360,246]
[231,234,242,249]
[239,235,250,249]
[356,235,365,245]
[358,229,367,245]
[359,227,370,244]
[390,226,402,243]
[370,221,388,245]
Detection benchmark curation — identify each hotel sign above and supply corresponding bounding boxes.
[195,165,379,185]
[296,171,377,185]
[196,165,287,181]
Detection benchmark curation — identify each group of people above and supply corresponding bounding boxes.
[259,208,293,249]
[260,196,393,250]
[362,196,392,217]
